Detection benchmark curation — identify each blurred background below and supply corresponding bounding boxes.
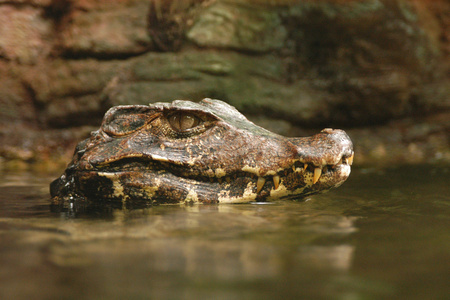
[0,0,449,169]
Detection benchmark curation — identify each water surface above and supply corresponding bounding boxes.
[0,166,449,299]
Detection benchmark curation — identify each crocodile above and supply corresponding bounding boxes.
[50,98,354,206]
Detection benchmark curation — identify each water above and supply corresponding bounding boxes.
[0,166,449,300]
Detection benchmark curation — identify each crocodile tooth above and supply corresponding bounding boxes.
[303,164,308,171]
[256,177,266,193]
[313,167,322,184]
[273,175,280,190]
[348,154,354,166]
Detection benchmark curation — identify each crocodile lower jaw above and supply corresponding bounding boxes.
[75,154,352,204]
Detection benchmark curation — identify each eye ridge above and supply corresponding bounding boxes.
[103,114,150,136]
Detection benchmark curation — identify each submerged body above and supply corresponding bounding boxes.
[50,99,353,205]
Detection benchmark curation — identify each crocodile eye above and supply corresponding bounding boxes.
[168,112,202,132]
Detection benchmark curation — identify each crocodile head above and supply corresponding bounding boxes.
[50,99,353,205]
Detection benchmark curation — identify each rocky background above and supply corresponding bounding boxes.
[0,0,449,171]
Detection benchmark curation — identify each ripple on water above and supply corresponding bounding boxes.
[0,166,449,299]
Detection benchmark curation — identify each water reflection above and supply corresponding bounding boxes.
[42,203,357,276]
[0,165,448,299]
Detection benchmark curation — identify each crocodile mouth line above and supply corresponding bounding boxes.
[86,152,354,195]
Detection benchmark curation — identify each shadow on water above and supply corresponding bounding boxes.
[0,165,449,300]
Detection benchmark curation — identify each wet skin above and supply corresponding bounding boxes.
[50,99,354,205]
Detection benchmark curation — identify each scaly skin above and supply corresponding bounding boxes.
[50,99,354,205]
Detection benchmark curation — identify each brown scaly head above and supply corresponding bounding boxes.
[50,99,354,205]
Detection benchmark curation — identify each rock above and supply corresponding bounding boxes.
[21,59,123,102]
[0,64,38,129]
[187,1,287,52]
[20,59,124,127]
[283,0,444,125]
[0,4,53,64]
[0,125,94,171]
[347,112,450,167]
[0,0,52,5]
[416,81,450,113]
[57,0,152,57]
[147,0,208,51]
